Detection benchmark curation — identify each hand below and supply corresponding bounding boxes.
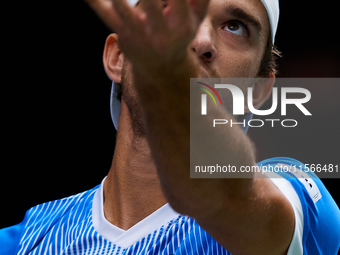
[85,0,210,72]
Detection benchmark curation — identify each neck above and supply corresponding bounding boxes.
[103,101,166,230]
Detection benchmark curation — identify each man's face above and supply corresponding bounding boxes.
[121,0,271,136]
[194,0,270,78]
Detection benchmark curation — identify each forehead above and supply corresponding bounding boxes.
[136,0,271,39]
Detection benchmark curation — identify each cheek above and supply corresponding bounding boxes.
[215,38,263,78]
[217,51,261,78]
[121,61,136,96]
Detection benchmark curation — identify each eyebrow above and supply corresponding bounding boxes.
[226,5,263,34]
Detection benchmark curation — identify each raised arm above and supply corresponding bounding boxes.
[85,1,295,254]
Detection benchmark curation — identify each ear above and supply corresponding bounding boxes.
[103,33,124,83]
[245,72,276,112]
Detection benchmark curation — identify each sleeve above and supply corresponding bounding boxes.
[0,186,99,254]
[258,157,340,255]
[0,219,27,254]
[266,172,304,255]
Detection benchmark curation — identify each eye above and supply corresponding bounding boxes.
[222,21,247,37]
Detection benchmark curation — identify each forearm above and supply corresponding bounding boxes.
[132,51,256,217]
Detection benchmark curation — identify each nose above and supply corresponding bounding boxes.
[191,21,217,63]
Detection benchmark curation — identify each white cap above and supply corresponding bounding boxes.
[126,0,139,5]
[260,0,280,44]
[110,0,280,131]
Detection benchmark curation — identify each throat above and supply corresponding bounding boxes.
[103,171,167,230]
[103,111,167,230]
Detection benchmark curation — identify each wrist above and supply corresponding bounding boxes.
[132,48,200,84]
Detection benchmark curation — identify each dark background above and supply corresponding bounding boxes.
[2,1,339,228]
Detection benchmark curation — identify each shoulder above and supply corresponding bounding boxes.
[0,185,99,255]
[20,185,99,232]
[258,157,340,254]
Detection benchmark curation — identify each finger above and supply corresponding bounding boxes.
[139,0,166,31]
[167,0,190,21]
[85,0,124,32]
[112,0,137,27]
[190,0,210,22]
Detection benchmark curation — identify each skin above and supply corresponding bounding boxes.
[85,0,295,254]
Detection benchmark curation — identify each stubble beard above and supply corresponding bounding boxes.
[120,62,147,138]
[120,60,252,138]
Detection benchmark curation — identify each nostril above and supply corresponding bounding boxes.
[203,52,212,58]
